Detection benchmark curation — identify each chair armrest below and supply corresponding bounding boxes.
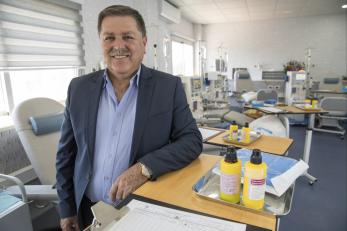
[320,115,347,120]
[6,185,58,201]
[0,174,27,203]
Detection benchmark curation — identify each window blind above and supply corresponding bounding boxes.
[0,0,85,68]
[171,33,194,45]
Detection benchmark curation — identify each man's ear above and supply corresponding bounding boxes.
[143,36,147,54]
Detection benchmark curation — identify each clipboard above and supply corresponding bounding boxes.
[86,195,271,231]
[86,201,129,231]
[198,126,225,142]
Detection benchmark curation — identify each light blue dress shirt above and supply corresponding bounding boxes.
[86,67,140,204]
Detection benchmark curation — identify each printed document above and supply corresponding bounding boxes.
[102,199,246,231]
[258,106,284,113]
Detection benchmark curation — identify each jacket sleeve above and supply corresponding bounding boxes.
[56,82,78,218]
[139,77,203,179]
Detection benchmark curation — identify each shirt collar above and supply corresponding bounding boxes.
[102,66,141,88]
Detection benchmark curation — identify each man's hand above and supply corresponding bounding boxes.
[60,216,80,231]
[109,163,148,202]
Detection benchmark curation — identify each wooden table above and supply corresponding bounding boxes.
[276,105,327,114]
[205,131,293,156]
[134,154,276,231]
[245,105,327,115]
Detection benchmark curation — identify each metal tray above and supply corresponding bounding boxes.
[192,162,295,217]
[294,104,322,112]
[222,131,261,146]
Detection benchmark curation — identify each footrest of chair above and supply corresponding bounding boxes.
[7,185,58,201]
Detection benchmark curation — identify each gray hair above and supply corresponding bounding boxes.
[98,5,146,37]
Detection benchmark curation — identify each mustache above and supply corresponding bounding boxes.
[109,47,130,56]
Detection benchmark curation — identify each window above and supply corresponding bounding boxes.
[8,68,78,106]
[0,0,84,117]
[171,40,194,76]
[0,0,84,68]
[0,68,80,114]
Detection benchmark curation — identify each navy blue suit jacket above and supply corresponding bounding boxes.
[56,65,202,218]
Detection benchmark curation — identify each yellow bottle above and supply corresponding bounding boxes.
[312,98,318,109]
[304,98,311,109]
[229,121,238,141]
[220,146,241,203]
[242,149,267,210]
[241,122,251,143]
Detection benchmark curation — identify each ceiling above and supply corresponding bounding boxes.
[167,0,347,24]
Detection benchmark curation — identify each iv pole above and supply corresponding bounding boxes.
[153,44,158,70]
[305,48,312,96]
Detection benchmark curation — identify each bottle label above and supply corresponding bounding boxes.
[232,130,238,140]
[220,173,240,194]
[304,99,311,109]
[312,100,318,109]
[247,178,266,200]
[241,129,250,142]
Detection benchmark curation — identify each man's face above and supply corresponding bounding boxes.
[100,16,147,80]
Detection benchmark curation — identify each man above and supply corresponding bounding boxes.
[56,5,202,231]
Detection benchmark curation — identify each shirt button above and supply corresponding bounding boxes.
[104,176,109,180]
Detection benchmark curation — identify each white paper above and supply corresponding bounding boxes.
[199,127,223,142]
[105,199,246,231]
[258,106,284,113]
[271,160,309,196]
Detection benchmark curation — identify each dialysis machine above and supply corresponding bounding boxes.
[285,71,307,124]
[285,71,307,105]
[203,72,228,103]
[201,72,230,122]
[181,74,230,126]
[180,76,204,119]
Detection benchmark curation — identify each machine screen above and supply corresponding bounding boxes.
[296,73,306,81]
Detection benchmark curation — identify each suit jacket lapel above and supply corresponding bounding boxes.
[130,65,155,164]
[86,70,104,163]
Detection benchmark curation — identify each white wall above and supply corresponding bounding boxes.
[204,13,347,82]
[169,17,195,40]
[81,0,195,74]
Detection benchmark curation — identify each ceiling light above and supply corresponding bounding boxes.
[342,4,347,8]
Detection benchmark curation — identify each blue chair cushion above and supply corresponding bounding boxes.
[251,100,264,108]
[264,99,277,105]
[29,112,64,136]
[323,77,339,84]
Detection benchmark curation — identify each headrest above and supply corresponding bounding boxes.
[29,112,64,136]
[323,77,339,84]
[234,70,250,79]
